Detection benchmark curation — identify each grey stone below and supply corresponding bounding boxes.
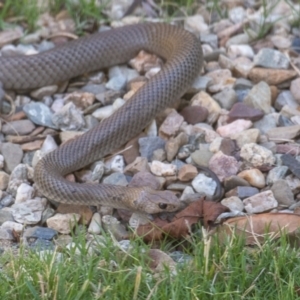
[254,48,290,69]
[0,143,23,173]
[271,180,295,206]
[138,136,165,161]
[2,119,35,135]
[23,102,57,129]
[213,88,237,110]
[267,166,289,185]
[102,172,128,186]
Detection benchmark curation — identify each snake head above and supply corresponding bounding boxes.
[135,189,182,214]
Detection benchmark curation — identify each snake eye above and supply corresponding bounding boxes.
[158,203,168,209]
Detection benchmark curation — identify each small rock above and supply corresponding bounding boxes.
[30,85,58,100]
[227,103,264,122]
[267,125,300,143]
[223,175,250,191]
[103,172,128,186]
[46,213,81,234]
[1,143,23,173]
[206,69,235,93]
[275,91,298,111]
[129,171,161,190]
[266,166,289,185]
[59,131,84,143]
[138,136,165,161]
[212,88,237,110]
[209,151,239,181]
[88,213,102,234]
[221,196,244,212]
[0,228,14,240]
[2,120,35,135]
[152,149,167,161]
[253,113,278,135]
[2,220,24,233]
[15,183,34,203]
[92,105,114,120]
[23,226,57,240]
[243,190,278,213]
[165,132,188,162]
[240,143,275,168]
[191,91,221,124]
[52,102,85,131]
[238,169,265,188]
[64,91,95,109]
[228,45,254,59]
[102,215,129,240]
[105,155,125,173]
[0,171,9,190]
[0,27,23,47]
[244,81,271,114]
[179,106,208,125]
[124,157,150,175]
[159,111,184,138]
[271,179,295,206]
[253,48,290,69]
[150,161,177,177]
[290,78,300,104]
[178,164,198,182]
[248,68,297,85]
[217,119,252,137]
[23,102,57,129]
[191,173,217,198]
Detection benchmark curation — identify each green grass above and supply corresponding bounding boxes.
[1,230,300,299]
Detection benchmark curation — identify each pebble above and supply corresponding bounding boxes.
[24,226,57,240]
[159,111,184,138]
[59,131,84,143]
[244,81,272,114]
[105,155,125,173]
[88,213,102,234]
[180,106,208,124]
[129,171,161,190]
[150,161,177,177]
[223,175,250,191]
[191,148,214,167]
[212,88,237,110]
[12,198,47,224]
[52,102,85,131]
[0,228,14,240]
[15,183,34,203]
[165,132,188,162]
[240,143,275,168]
[152,149,167,161]
[253,48,290,69]
[248,68,297,85]
[227,102,264,122]
[64,91,95,109]
[0,171,9,190]
[2,120,35,135]
[209,151,239,181]
[191,91,221,124]
[267,125,300,143]
[102,215,129,240]
[217,119,252,137]
[253,113,278,135]
[243,190,278,214]
[124,157,150,175]
[1,143,23,173]
[178,164,198,182]
[184,15,209,34]
[30,85,58,100]
[188,76,212,93]
[191,173,217,198]
[290,78,300,103]
[221,196,244,212]
[0,209,14,224]
[103,172,128,186]
[23,102,57,129]
[281,154,300,179]
[266,166,289,185]
[2,220,24,233]
[238,169,265,188]
[92,105,114,120]
[233,128,260,148]
[275,91,298,110]
[46,213,81,234]
[138,136,165,161]
[271,179,295,207]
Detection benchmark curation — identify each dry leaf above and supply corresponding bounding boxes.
[215,213,300,245]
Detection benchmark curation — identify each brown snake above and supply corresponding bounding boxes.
[0,23,218,214]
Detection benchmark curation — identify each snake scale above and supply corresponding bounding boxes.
[0,23,221,214]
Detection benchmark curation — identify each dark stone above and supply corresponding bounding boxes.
[138,136,165,161]
[281,154,300,179]
[179,106,208,125]
[228,102,264,122]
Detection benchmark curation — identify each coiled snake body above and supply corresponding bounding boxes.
[0,23,204,213]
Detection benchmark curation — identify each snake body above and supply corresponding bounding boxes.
[0,23,204,213]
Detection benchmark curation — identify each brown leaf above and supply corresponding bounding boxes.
[135,199,228,242]
[215,213,300,245]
